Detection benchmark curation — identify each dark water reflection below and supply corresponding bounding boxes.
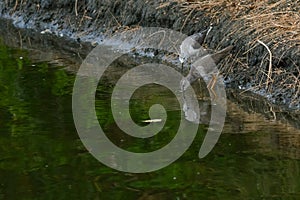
[0,43,300,199]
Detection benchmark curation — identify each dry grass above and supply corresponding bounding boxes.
[175,0,300,47]
[174,0,300,107]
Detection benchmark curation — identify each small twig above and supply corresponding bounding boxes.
[258,40,273,90]
[78,9,92,27]
[27,37,32,46]
[108,10,121,27]
[239,85,261,94]
[77,52,83,61]
[269,106,276,121]
[158,30,166,48]
[13,0,18,11]
[79,9,87,27]
[137,30,166,49]
[156,2,170,9]
[94,10,101,23]
[243,43,259,55]
[180,8,195,33]
[75,0,78,16]
[290,84,300,106]
[256,53,268,87]
[20,0,23,10]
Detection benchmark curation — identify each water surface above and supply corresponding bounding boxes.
[0,43,300,199]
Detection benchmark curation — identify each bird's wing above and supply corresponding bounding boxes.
[180,38,198,58]
[210,45,233,64]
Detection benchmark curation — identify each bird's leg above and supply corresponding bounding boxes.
[207,75,214,90]
[181,63,184,73]
[207,78,212,89]
[209,89,217,101]
[207,74,218,100]
[210,74,218,90]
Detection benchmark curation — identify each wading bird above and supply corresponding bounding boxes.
[180,45,233,97]
[179,26,212,72]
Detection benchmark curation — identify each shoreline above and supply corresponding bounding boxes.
[0,0,299,110]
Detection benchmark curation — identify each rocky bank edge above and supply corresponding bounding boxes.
[0,0,299,110]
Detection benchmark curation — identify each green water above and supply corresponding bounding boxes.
[0,43,300,200]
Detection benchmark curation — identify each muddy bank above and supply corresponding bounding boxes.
[0,0,299,109]
[0,18,93,70]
